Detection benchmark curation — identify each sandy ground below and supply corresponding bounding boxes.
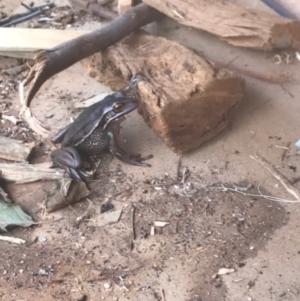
[1,1,300,301]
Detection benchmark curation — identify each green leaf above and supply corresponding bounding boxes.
[0,200,34,232]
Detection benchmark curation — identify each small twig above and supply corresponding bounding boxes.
[250,154,300,201]
[161,289,166,301]
[132,205,137,240]
[281,142,291,162]
[0,235,26,244]
[1,3,55,27]
[176,156,182,180]
[130,204,137,250]
[207,185,300,203]
[275,145,290,150]
[181,167,189,184]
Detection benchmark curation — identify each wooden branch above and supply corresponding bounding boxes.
[143,0,300,50]
[0,136,35,162]
[22,3,163,109]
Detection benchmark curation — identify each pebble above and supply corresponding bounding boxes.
[45,113,54,118]
[38,268,48,275]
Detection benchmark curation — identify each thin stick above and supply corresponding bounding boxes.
[207,185,300,203]
[0,235,26,244]
[250,155,300,201]
[161,289,166,301]
[132,205,137,240]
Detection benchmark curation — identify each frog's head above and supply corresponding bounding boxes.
[102,96,138,130]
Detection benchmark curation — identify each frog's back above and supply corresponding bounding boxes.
[61,101,106,147]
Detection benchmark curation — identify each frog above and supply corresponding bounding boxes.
[50,75,152,181]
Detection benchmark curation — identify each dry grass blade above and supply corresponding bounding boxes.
[250,155,300,201]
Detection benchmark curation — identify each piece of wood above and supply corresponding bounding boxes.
[0,28,89,58]
[118,0,133,13]
[142,0,300,51]
[0,235,26,244]
[21,3,163,111]
[0,136,35,162]
[0,162,65,184]
[82,30,245,154]
[46,179,90,212]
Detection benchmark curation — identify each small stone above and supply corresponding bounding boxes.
[104,282,111,289]
[38,236,47,243]
[38,268,48,275]
[19,269,23,274]
[45,113,54,118]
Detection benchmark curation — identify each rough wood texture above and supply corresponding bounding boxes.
[46,179,90,213]
[143,0,300,50]
[0,163,64,184]
[118,0,133,13]
[82,31,245,154]
[0,136,35,162]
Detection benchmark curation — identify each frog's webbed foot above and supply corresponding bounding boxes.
[116,153,152,167]
[128,153,153,167]
[107,127,153,168]
[114,73,146,99]
[67,167,90,181]
[51,147,91,181]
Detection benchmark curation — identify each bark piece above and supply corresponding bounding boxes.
[118,0,133,13]
[143,0,300,51]
[0,136,35,162]
[0,162,64,184]
[82,31,245,154]
[45,179,90,212]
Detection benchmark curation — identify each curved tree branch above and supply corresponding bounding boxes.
[22,3,163,108]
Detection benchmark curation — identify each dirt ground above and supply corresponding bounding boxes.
[1,1,300,301]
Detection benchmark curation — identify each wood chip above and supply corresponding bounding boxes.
[154,221,169,227]
[87,210,122,227]
[0,235,26,244]
[0,136,35,162]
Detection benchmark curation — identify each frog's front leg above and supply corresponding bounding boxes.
[51,122,74,144]
[51,147,90,181]
[106,128,153,167]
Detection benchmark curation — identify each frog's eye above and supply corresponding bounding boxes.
[113,102,123,112]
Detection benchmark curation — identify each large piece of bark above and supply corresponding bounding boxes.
[0,136,35,162]
[143,0,300,51]
[82,31,245,154]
